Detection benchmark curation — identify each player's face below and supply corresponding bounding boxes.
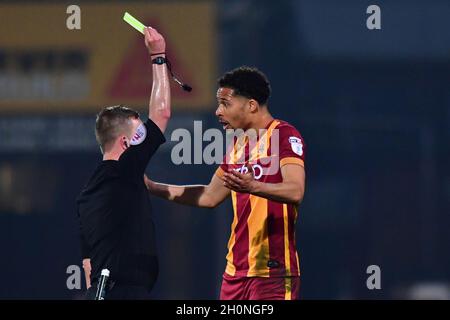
[215,87,251,130]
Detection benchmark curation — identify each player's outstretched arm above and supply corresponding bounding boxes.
[144,174,230,208]
[82,258,91,289]
[144,27,171,133]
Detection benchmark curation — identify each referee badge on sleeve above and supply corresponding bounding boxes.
[289,136,303,156]
[130,123,147,145]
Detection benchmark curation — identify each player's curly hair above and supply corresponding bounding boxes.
[218,66,271,106]
[95,105,139,154]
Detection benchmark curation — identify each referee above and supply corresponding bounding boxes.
[76,27,170,299]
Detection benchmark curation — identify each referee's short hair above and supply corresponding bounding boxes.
[218,66,271,106]
[95,105,140,154]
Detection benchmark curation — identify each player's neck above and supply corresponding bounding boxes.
[248,112,274,131]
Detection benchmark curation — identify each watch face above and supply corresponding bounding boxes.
[153,57,166,65]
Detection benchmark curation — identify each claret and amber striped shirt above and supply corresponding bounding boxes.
[215,119,306,278]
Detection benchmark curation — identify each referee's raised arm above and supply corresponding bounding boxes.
[144,26,171,133]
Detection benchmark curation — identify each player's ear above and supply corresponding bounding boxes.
[248,99,258,113]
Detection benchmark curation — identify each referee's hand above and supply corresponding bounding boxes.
[144,26,166,56]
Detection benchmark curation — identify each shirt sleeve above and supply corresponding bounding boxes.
[278,125,306,168]
[118,118,166,177]
[215,165,227,178]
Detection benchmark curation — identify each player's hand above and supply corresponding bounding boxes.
[143,174,156,192]
[221,163,257,193]
[144,26,166,55]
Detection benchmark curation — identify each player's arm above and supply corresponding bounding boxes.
[222,163,305,205]
[144,27,171,133]
[144,173,231,208]
[82,258,91,289]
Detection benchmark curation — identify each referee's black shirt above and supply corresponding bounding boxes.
[76,118,165,290]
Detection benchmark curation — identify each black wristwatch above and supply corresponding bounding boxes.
[152,56,167,65]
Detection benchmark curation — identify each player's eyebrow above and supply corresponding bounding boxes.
[217,96,232,103]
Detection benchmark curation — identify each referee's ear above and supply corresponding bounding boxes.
[121,136,129,150]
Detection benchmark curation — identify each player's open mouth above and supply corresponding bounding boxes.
[219,120,231,130]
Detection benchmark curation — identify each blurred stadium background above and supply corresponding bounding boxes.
[0,0,449,299]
